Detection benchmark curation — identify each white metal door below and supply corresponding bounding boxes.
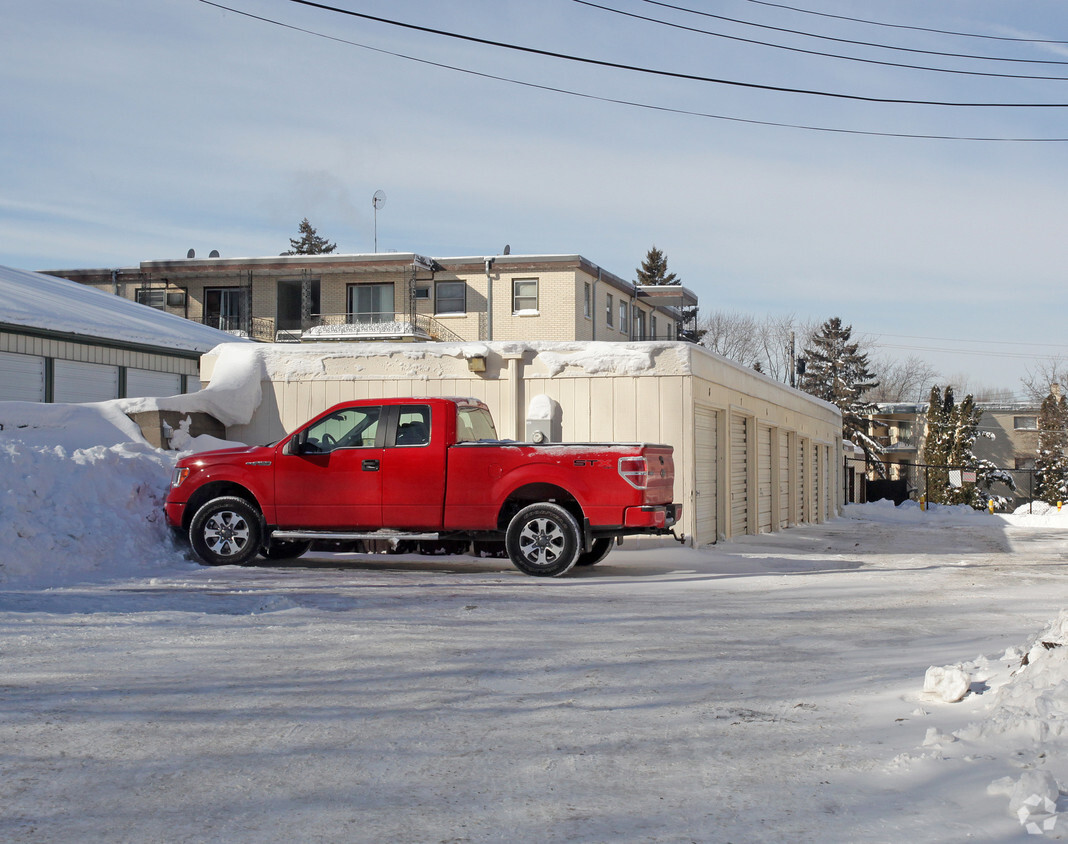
[53,360,118,403]
[758,426,773,533]
[779,433,791,527]
[812,442,822,523]
[0,351,45,401]
[730,414,748,536]
[126,368,182,398]
[694,406,719,544]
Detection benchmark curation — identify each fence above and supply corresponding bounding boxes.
[844,456,1046,513]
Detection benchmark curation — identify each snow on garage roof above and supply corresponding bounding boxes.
[0,264,249,353]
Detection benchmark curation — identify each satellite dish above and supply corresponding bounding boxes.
[186,248,195,259]
[209,249,220,258]
[503,244,511,255]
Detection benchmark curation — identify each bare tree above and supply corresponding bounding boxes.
[700,311,819,383]
[1022,356,1068,403]
[700,311,762,368]
[864,355,940,403]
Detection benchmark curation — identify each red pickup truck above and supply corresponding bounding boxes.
[165,397,680,576]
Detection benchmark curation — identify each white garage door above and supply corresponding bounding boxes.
[778,433,791,528]
[757,426,773,533]
[812,442,822,523]
[730,414,748,537]
[0,351,46,401]
[53,360,119,403]
[694,406,718,545]
[127,368,182,398]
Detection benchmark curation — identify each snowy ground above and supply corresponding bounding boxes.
[5,401,1068,841]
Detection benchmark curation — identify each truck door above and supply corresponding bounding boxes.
[274,405,384,528]
[379,403,447,529]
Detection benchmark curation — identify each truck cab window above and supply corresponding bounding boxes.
[305,407,380,452]
[456,406,498,443]
[395,405,431,446]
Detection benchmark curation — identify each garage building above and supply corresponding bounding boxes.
[205,340,842,545]
[0,265,245,402]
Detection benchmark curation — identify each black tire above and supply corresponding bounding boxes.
[505,502,582,577]
[575,537,613,567]
[189,496,264,566]
[262,539,312,560]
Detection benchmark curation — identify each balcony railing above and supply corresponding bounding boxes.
[302,312,466,343]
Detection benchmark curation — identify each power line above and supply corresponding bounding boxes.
[743,0,1068,46]
[278,0,1068,107]
[635,0,1068,66]
[195,1,1068,141]
[574,0,1068,81]
[873,332,1068,351]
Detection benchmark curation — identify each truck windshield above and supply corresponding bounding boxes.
[456,406,498,443]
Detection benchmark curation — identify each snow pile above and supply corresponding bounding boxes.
[527,393,556,421]
[537,342,657,376]
[922,665,972,703]
[898,611,1068,826]
[0,441,190,587]
[959,612,1068,747]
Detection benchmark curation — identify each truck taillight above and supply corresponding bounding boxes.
[618,456,651,489]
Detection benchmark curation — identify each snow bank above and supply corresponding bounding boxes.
[845,498,1068,529]
[899,611,1068,826]
[0,441,190,587]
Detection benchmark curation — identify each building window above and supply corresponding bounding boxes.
[619,301,628,334]
[414,286,431,300]
[136,288,166,310]
[606,294,614,327]
[583,282,591,319]
[1014,416,1038,430]
[634,309,647,340]
[204,287,250,333]
[651,315,657,339]
[348,283,395,323]
[513,278,538,313]
[435,281,466,314]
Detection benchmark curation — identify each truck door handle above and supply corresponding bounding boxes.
[362,459,380,471]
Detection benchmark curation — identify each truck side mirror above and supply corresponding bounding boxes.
[289,432,307,455]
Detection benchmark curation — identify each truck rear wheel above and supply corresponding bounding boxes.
[505,503,582,577]
[575,537,613,567]
[189,496,263,567]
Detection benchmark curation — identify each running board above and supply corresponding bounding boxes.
[271,529,442,542]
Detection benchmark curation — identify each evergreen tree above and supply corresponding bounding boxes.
[921,385,1015,508]
[635,245,678,286]
[921,385,951,502]
[798,317,881,461]
[1035,387,1068,504]
[282,218,337,255]
[634,245,701,341]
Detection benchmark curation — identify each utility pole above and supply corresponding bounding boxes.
[789,332,796,388]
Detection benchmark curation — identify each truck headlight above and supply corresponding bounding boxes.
[171,466,190,488]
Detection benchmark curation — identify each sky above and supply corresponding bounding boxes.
[3,0,1068,398]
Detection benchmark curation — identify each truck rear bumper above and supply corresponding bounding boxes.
[623,503,681,530]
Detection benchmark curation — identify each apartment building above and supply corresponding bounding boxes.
[46,252,699,346]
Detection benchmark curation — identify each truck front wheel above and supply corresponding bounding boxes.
[189,496,263,567]
[505,503,582,577]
